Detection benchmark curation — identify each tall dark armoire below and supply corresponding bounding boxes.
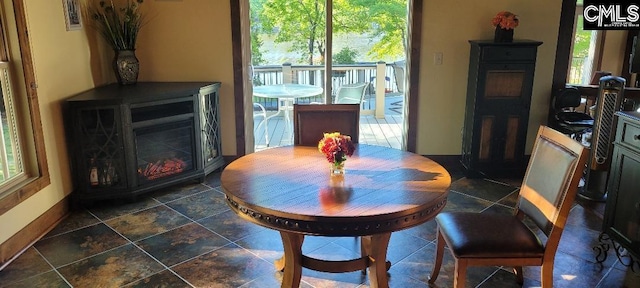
[461,40,543,178]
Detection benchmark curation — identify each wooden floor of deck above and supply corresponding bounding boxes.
[253,113,404,151]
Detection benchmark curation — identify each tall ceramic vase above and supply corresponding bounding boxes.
[494,27,514,43]
[113,50,139,85]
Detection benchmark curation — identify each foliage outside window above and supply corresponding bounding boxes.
[568,4,600,85]
[251,0,407,65]
[333,47,358,64]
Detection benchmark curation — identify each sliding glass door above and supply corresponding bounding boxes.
[245,0,409,150]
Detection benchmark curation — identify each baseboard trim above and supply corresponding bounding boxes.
[0,198,69,269]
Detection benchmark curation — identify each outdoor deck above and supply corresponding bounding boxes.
[254,95,404,151]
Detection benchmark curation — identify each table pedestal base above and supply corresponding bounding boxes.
[275,231,392,288]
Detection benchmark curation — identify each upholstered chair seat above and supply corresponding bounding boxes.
[435,212,544,259]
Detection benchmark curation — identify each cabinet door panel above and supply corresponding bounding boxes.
[199,84,225,174]
[605,146,640,252]
[484,70,525,98]
[75,106,128,191]
[504,116,520,160]
[479,117,494,161]
[478,63,534,104]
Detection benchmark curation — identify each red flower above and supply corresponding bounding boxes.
[318,132,355,163]
[492,11,519,30]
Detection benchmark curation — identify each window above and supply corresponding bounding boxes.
[0,60,26,187]
[0,0,50,214]
[568,1,604,85]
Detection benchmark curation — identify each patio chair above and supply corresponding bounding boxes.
[392,60,405,93]
[335,82,368,105]
[253,103,269,146]
[293,104,360,146]
[428,125,588,288]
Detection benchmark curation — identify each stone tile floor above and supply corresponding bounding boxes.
[1,166,639,287]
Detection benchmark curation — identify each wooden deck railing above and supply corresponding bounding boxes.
[252,61,403,118]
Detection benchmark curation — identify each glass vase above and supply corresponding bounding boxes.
[330,161,345,176]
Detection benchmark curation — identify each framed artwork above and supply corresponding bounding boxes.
[63,0,82,31]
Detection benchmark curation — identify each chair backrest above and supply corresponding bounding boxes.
[392,60,405,93]
[293,104,360,146]
[335,83,368,104]
[553,86,582,111]
[516,126,587,241]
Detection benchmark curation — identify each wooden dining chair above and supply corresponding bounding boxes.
[428,126,588,288]
[293,104,360,146]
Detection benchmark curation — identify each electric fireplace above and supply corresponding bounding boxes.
[135,120,195,184]
[65,82,223,205]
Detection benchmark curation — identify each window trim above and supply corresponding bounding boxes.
[0,61,28,189]
[0,0,50,216]
[567,4,605,85]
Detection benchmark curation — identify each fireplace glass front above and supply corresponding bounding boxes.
[134,119,196,185]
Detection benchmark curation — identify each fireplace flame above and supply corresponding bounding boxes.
[138,158,187,180]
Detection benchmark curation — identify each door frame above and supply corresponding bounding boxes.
[230,0,423,156]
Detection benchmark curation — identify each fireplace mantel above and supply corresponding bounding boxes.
[65,82,223,205]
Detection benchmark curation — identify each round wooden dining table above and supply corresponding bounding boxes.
[220,144,451,288]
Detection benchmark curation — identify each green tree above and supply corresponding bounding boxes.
[259,0,326,65]
[572,16,591,58]
[250,0,266,65]
[333,47,358,64]
[349,0,407,60]
[256,0,406,65]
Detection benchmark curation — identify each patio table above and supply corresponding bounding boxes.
[253,84,324,137]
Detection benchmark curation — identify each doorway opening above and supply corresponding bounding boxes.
[243,0,410,151]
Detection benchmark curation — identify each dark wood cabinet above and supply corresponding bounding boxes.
[461,40,542,177]
[65,82,223,204]
[602,111,640,260]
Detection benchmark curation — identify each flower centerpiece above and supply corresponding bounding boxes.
[86,0,146,85]
[318,132,356,175]
[492,11,519,42]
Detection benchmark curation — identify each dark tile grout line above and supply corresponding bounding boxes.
[447,190,501,210]
[32,247,73,288]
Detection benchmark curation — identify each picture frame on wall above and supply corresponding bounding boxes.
[63,0,82,31]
